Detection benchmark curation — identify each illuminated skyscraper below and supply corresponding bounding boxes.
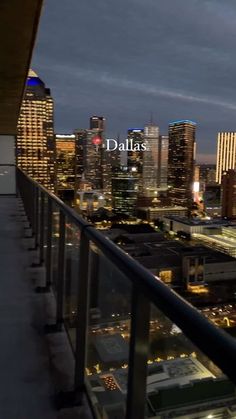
[89,115,112,193]
[142,123,159,193]
[74,129,103,191]
[158,135,169,187]
[127,128,144,192]
[112,166,139,216]
[168,120,196,208]
[216,132,236,184]
[55,134,75,199]
[17,70,55,190]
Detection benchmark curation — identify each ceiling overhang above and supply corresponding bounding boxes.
[0,0,43,135]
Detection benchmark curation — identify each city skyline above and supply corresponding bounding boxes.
[32,0,236,164]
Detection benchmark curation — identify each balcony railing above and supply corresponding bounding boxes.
[16,167,236,419]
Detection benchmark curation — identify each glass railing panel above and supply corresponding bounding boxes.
[85,241,132,419]
[63,219,81,348]
[146,304,236,419]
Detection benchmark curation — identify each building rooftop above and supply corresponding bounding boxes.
[165,216,236,227]
[116,233,236,270]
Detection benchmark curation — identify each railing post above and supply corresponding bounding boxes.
[39,192,45,265]
[29,186,39,250]
[74,230,90,396]
[55,210,66,330]
[34,187,39,248]
[126,288,150,419]
[46,198,52,289]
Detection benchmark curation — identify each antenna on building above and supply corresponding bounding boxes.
[117,132,120,145]
[149,112,154,124]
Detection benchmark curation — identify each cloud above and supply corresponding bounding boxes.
[32,0,236,155]
[38,62,236,112]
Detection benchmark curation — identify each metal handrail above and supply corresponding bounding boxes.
[16,167,236,418]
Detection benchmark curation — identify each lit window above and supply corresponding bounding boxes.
[159,270,172,283]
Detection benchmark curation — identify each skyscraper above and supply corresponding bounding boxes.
[216,132,236,184]
[89,115,112,193]
[112,166,139,216]
[17,70,55,190]
[90,115,106,132]
[158,135,169,188]
[127,128,144,192]
[168,120,196,208]
[221,170,236,218]
[74,129,103,191]
[55,134,75,199]
[142,123,159,193]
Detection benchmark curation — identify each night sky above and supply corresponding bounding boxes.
[32,0,236,163]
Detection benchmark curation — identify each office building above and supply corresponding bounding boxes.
[216,132,236,184]
[55,134,75,200]
[74,128,103,191]
[127,128,144,191]
[200,164,216,188]
[222,170,236,219]
[17,69,55,190]
[168,120,196,208]
[158,134,169,187]
[137,205,187,221]
[90,115,106,132]
[111,166,139,216]
[204,184,221,217]
[142,123,159,193]
[89,115,112,193]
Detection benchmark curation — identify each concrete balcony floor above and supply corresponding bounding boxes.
[0,196,57,418]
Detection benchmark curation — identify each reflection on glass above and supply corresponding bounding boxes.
[86,243,131,419]
[63,220,81,348]
[146,305,235,418]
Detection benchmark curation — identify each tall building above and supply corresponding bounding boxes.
[112,166,139,216]
[168,120,196,208]
[158,135,169,187]
[127,128,144,192]
[221,170,236,218]
[55,134,75,199]
[216,132,236,184]
[204,184,221,217]
[142,123,159,193]
[90,115,106,132]
[200,164,216,188]
[89,115,112,193]
[74,129,103,191]
[17,70,55,190]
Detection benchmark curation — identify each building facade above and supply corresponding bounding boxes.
[168,120,196,208]
[90,115,106,131]
[142,123,160,193]
[216,132,236,184]
[17,70,55,190]
[221,170,236,218]
[74,128,103,192]
[55,134,75,199]
[127,128,144,192]
[90,116,112,193]
[111,166,139,216]
[158,135,169,188]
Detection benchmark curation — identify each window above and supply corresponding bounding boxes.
[159,270,172,284]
